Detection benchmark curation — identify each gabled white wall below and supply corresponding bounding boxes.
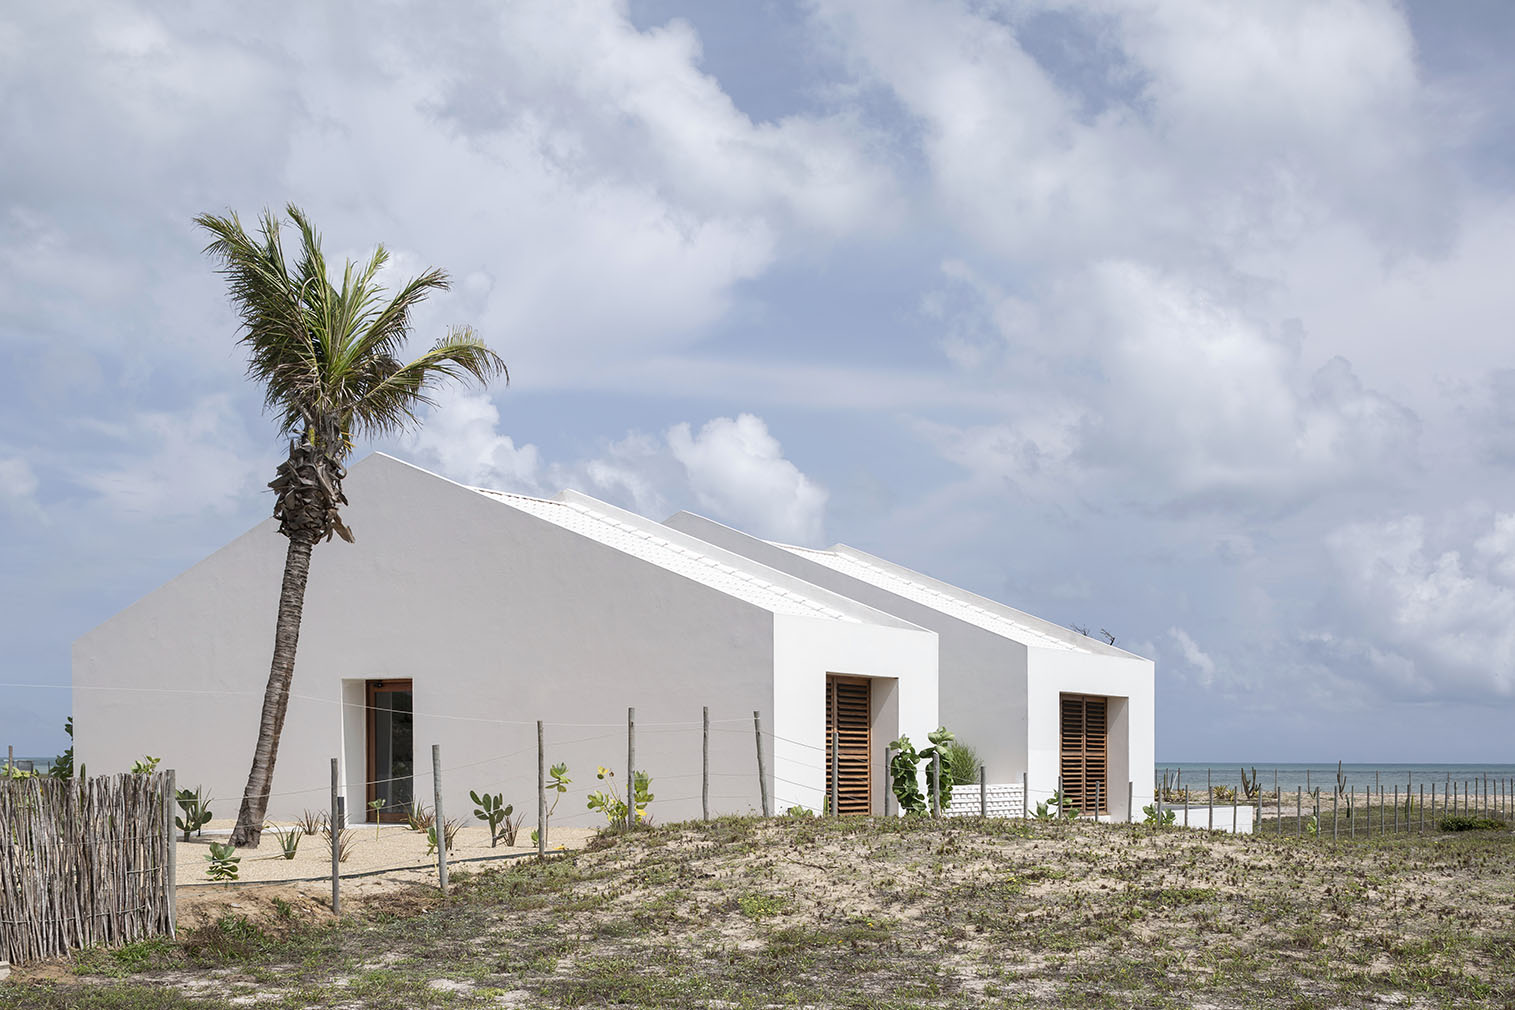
[664,512,1028,779]
[1026,648,1155,821]
[771,614,937,815]
[77,455,908,828]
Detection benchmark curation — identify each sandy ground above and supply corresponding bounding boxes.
[176,817,595,886]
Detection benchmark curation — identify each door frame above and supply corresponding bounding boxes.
[365,678,413,823]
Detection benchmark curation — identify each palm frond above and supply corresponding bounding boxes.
[198,205,507,457]
[349,327,508,440]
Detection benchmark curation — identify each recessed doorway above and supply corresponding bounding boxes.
[366,679,413,822]
[1060,693,1108,816]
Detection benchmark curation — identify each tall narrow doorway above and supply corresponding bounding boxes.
[366,679,413,822]
[1059,693,1108,816]
[824,675,872,816]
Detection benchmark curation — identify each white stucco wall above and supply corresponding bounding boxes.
[771,614,937,815]
[1026,648,1155,822]
[662,513,1028,780]
[73,455,930,832]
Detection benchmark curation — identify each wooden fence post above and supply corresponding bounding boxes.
[980,766,988,819]
[930,752,941,818]
[326,759,341,915]
[537,721,546,858]
[753,711,770,817]
[1024,771,1029,821]
[626,707,636,831]
[1127,780,1134,824]
[1332,789,1338,842]
[432,744,447,894]
[884,748,894,818]
[702,706,710,822]
[1350,786,1355,840]
[164,768,177,937]
[1207,769,1213,831]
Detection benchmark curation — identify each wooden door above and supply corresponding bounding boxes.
[1059,693,1108,815]
[366,679,414,822]
[825,676,872,816]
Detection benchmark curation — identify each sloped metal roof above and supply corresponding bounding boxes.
[780,544,1086,651]
[472,489,861,622]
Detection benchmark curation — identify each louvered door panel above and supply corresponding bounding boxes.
[825,676,872,816]
[1060,694,1109,815]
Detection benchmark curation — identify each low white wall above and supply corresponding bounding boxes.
[1165,804,1256,834]
[943,782,1024,819]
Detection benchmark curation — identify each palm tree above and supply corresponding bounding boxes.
[196,205,507,847]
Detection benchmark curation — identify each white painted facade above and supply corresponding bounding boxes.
[662,514,1155,821]
[73,454,938,828]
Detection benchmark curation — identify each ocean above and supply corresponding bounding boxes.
[1159,762,1515,795]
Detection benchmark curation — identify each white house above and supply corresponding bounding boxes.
[73,451,1154,830]
[73,454,939,827]
[663,513,1156,821]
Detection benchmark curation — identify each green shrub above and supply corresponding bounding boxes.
[175,786,214,840]
[942,740,981,785]
[1439,815,1504,832]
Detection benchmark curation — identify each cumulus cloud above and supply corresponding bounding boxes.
[76,396,268,518]
[1167,627,1216,687]
[1325,513,1515,698]
[668,414,828,544]
[402,399,827,544]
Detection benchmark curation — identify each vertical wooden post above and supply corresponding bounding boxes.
[626,707,636,831]
[1023,771,1029,821]
[1394,786,1399,833]
[930,752,941,818]
[1332,788,1338,842]
[432,744,448,894]
[1430,782,1436,826]
[1380,786,1386,836]
[1231,788,1237,834]
[537,721,546,858]
[329,758,340,916]
[1207,769,1213,831]
[1296,786,1302,837]
[980,766,988,819]
[1276,787,1282,836]
[1350,786,1356,839]
[1128,781,1134,824]
[1096,780,1102,823]
[1420,784,1424,833]
[884,748,894,818]
[164,768,177,937]
[702,706,710,822]
[830,725,839,818]
[753,711,770,817]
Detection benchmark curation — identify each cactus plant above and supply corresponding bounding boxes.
[175,787,214,840]
[1240,766,1260,801]
[470,790,514,847]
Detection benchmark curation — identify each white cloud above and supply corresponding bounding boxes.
[402,391,543,493]
[77,395,267,518]
[1325,513,1515,698]
[402,400,827,543]
[0,455,40,517]
[1167,626,1216,687]
[668,414,828,544]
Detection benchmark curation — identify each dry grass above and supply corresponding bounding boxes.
[5,814,1513,1008]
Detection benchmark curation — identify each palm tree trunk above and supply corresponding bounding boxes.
[229,532,318,847]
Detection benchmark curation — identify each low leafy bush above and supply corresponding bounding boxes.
[587,767,654,827]
[1439,814,1505,832]
[942,740,981,785]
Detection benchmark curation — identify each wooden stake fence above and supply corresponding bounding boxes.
[0,772,173,964]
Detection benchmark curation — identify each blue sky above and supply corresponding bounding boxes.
[3,1,1513,761]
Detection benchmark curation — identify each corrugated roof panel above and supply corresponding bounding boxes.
[473,489,859,622]
[782,545,1080,650]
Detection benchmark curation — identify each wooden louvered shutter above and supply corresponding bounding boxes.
[825,676,872,816]
[1060,694,1109,815]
